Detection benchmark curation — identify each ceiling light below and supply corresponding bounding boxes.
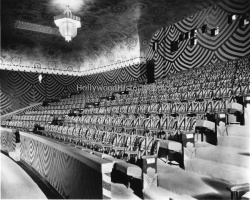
[54,5,81,42]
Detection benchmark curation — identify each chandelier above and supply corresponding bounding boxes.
[54,6,81,42]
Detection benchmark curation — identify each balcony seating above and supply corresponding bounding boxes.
[2,56,250,199]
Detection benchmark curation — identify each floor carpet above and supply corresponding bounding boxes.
[1,153,47,199]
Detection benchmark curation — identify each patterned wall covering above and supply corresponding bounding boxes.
[0,63,147,115]
[146,0,250,79]
[0,128,16,153]
[20,134,104,199]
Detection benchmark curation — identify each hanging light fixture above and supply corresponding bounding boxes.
[54,5,81,42]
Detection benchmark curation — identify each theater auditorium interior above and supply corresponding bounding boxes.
[0,0,250,199]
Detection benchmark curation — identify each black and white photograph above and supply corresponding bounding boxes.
[0,0,250,199]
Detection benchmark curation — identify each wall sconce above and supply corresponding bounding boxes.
[201,24,207,33]
[38,74,42,83]
[239,16,249,26]
[179,33,185,41]
[189,37,197,46]
[184,32,190,39]
[171,41,179,53]
[190,28,197,37]
[211,27,219,36]
[228,14,237,24]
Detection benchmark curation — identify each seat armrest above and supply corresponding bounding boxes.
[227,183,250,200]
[141,155,157,159]
[104,156,125,164]
[181,130,194,134]
[159,140,182,152]
[115,162,142,179]
[113,147,125,151]
[92,151,113,159]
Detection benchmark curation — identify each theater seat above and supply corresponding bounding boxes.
[227,183,250,200]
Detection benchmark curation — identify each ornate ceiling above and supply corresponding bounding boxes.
[1,0,223,74]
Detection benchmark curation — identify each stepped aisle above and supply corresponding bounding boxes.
[1,153,47,199]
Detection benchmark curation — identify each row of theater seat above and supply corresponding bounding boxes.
[39,83,249,108]
[33,56,249,107]
[2,56,250,199]
[4,57,249,154]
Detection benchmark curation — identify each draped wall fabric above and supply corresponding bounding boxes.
[146,0,250,79]
[0,63,147,115]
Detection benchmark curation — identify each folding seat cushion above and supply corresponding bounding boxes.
[158,140,182,153]
[148,103,159,114]
[91,130,106,146]
[123,115,135,130]
[159,102,172,114]
[81,128,96,145]
[144,115,160,131]
[139,134,157,156]
[96,131,115,152]
[112,115,124,127]
[128,105,137,114]
[124,134,145,158]
[120,105,128,114]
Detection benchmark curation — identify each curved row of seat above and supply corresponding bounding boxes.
[2,55,250,199]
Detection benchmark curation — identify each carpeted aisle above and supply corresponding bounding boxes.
[155,125,250,199]
[1,153,47,199]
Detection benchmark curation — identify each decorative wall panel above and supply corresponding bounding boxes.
[0,63,147,115]
[20,134,106,199]
[146,0,250,79]
[0,128,16,152]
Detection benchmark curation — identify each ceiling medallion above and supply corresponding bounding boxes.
[54,6,81,42]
